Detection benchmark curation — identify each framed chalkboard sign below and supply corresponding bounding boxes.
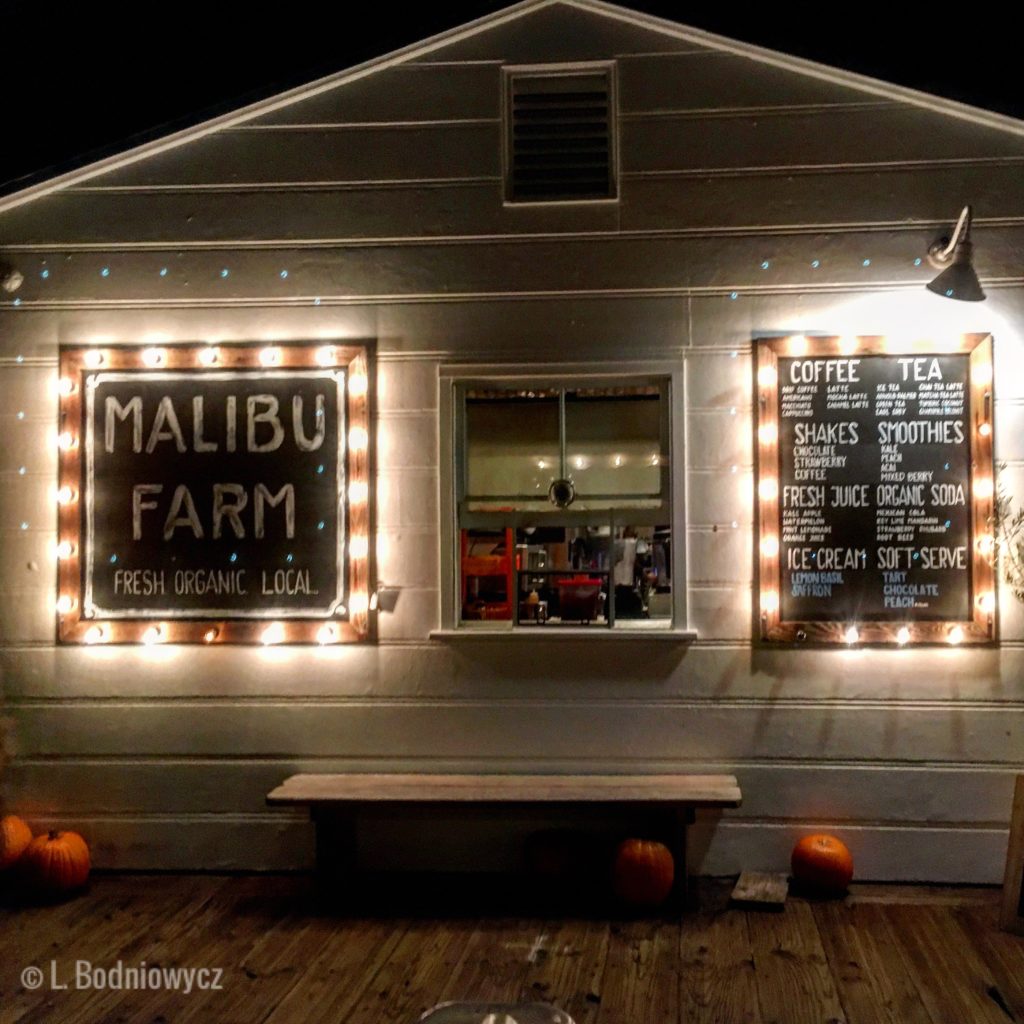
[755,334,996,645]
[56,342,373,644]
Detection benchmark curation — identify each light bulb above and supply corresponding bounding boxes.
[978,592,996,614]
[316,346,336,367]
[757,365,777,387]
[838,336,858,356]
[896,627,911,646]
[261,622,285,645]
[316,623,337,645]
[758,478,779,500]
[57,485,76,505]
[760,590,779,614]
[203,627,219,643]
[349,536,369,560]
[349,593,369,615]
[972,362,994,386]
[348,373,368,395]
[348,481,369,504]
[141,625,164,645]
[259,346,282,367]
[788,335,808,356]
[976,534,995,556]
[83,625,106,644]
[947,626,965,645]
[55,540,75,560]
[83,349,104,369]
[58,377,75,396]
[613,455,623,467]
[978,422,992,437]
[57,431,77,450]
[142,347,166,368]
[760,537,779,557]
[348,427,368,451]
[844,626,860,645]
[758,423,778,445]
[198,346,219,367]
[974,478,994,499]
[56,595,75,614]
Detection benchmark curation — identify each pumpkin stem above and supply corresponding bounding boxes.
[48,829,60,841]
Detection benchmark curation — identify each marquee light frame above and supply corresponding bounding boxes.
[56,342,374,645]
[755,333,996,646]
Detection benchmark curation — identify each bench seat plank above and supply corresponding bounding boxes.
[266,773,741,807]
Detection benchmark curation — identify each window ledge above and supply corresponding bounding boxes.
[430,627,698,642]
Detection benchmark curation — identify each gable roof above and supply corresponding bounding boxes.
[2,0,1023,215]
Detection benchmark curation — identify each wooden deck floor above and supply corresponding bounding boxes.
[2,874,1023,1024]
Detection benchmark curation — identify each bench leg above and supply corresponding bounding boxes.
[312,808,357,901]
[669,807,694,912]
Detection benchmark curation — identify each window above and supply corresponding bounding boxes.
[446,376,677,631]
[505,66,616,203]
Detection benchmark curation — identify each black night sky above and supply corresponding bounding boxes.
[0,0,1019,192]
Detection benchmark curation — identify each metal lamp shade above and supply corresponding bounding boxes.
[926,241,986,302]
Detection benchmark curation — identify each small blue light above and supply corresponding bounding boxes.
[18,466,26,475]
[100,267,110,277]
[20,521,28,530]
[220,268,229,279]
[945,519,951,528]
[230,552,238,563]
[914,257,923,267]
[946,288,954,297]
[314,297,321,306]
[13,298,21,306]
[913,552,920,560]
[729,291,739,300]
[279,269,289,279]
[40,269,50,279]
[811,551,817,559]
[286,553,293,563]
[811,259,820,269]
[862,259,871,267]
[317,520,325,530]
[16,411,24,420]
[159,267,168,277]
[15,355,23,363]
[109,554,118,563]
[944,463,950,470]
[760,260,770,270]
[316,464,325,475]
[730,351,738,359]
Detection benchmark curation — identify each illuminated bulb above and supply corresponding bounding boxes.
[142,625,164,645]
[203,627,219,643]
[760,591,779,614]
[537,459,548,470]
[83,350,104,368]
[947,626,964,645]
[316,623,337,645]
[348,481,369,504]
[972,362,994,386]
[58,377,75,396]
[613,455,623,467]
[261,622,285,645]
[57,431,77,450]
[55,540,75,560]
[844,626,860,645]
[978,421,992,437]
[198,346,219,367]
[348,427,368,451]
[348,373,368,395]
[55,595,75,614]
[57,485,76,505]
[974,478,994,499]
[978,591,996,614]
[757,365,777,387]
[760,536,780,557]
[349,536,369,559]
[369,590,379,611]
[758,423,778,445]
[977,534,995,556]
[896,627,911,646]
[259,346,282,367]
[316,346,336,367]
[838,336,858,356]
[141,347,166,368]
[349,593,369,615]
[650,454,660,466]
[83,625,106,644]
[788,335,809,356]
[758,478,779,500]
[574,456,586,470]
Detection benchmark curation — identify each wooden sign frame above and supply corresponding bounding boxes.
[1001,775,1024,933]
[755,333,996,645]
[56,342,374,645]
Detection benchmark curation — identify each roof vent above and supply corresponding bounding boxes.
[507,69,615,203]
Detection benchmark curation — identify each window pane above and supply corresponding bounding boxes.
[465,393,559,501]
[564,390,662,498]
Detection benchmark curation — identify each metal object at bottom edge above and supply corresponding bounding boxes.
[418,1002,575,1024]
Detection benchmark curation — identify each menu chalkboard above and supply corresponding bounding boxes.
[756,334,996,645]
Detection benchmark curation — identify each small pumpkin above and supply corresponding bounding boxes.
[0,815,33,870]
[791,834,854,893]
[21,830,91,894]
[612,838,674,908]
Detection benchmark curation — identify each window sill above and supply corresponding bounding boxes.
[430,627,698,642]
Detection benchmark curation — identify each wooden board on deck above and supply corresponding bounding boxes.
[730,871,788,909]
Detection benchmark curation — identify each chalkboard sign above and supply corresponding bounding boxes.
[755,334,996,645]
[57,343,373,644]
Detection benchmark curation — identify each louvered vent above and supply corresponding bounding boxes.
[507,70,615,202]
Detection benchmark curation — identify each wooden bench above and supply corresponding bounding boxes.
[267,773,741,906]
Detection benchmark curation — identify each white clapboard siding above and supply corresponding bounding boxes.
[247,62,502,126]
[5,642,1024,703]
[8,760,1018,823]
[618,51,892,112]
[686,412,753,471]
[6,228,1024,305]
[9,701,1023,762]
[405,4,711,64]
[89,125,501,188]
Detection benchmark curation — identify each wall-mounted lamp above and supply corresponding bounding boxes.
[1,263,23,293]
[926,205,986,302]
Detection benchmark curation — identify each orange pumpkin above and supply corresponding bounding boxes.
[0,815,33,870]
[791,834,854,893]
[21,830,91,893]
[612,838,674,907]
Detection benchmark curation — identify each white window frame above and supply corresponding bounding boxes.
[436,361,693,638]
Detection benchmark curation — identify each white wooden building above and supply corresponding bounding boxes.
[1,0,1023,881]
